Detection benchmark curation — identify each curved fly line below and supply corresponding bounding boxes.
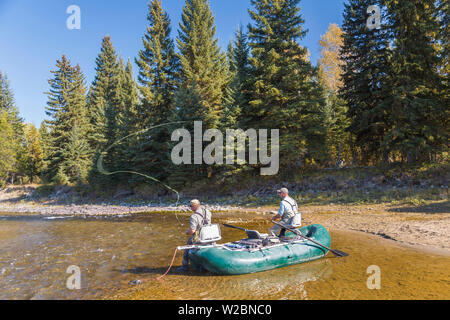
[96,121,189,225]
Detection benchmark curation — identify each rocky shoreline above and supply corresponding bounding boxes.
[1,186,449,253]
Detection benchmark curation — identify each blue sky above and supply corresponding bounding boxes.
[0,0,345,126]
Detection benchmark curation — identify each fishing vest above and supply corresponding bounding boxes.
[193,208,210,229]
[282,197,298,216]
[282,197,301,227]
[193,208,221,244]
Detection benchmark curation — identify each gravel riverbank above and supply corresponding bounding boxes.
[1,186,448,252]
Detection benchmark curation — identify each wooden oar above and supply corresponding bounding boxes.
[273,221,349,257]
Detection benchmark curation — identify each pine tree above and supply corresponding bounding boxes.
[87,36,126,186]
[383,0,447,163]
[438,0,450,151]
[0,111,15,187]
[246,0,327,168]
[340,0,392,164]
[45,55,91,184]
[107,58,140,182]
[0,70,24,183]
[134,0,180,181]
[88,36,122,151]
[119,59,139,139]
[0,71,23,137]
[224,25,251,128]
[171,0,228,184]
[176,0,228,129]
[60,123,92,183]
[38,121,51,181]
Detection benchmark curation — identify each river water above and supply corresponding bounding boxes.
[0,213,448,300]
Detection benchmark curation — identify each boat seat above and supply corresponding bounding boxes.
[305,225,316,238]
[246,230,268,240]
[198,224,222,244]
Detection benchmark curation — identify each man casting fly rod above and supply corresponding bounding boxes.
[131,189,347,282]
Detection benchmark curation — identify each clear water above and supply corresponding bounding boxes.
[0,213,448,300]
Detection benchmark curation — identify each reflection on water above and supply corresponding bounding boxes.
[0,213,448,300]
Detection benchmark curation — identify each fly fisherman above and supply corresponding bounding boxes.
[269,188,300,237]
[179,199,212,272]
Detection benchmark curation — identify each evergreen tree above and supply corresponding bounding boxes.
[383,0,447,163]
[246,0,327,168]
[0,71,24,183]
[340,0,392,164]
[109,58,139,181]
[88,36,122,150]
[134,0,180,181]
[60,123,92,183]
[87,36,125,186]
[38,121,51,181]
[176,0,228,129]
[45,55,91,184]
[0,111,15,187]
[171,0,228,184]
[437,0,449,78]
[224,25,251,128]
[0,71,23,137]
[438,0,450,151]
[119,59,139,139]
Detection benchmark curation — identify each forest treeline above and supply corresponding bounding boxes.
[0,0,448,189]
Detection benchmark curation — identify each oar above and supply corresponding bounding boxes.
[222,223,263,240]
[273,221,349,258]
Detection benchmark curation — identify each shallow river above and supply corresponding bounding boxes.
[0,213,448,300]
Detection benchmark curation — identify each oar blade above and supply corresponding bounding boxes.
[330,249,349,257]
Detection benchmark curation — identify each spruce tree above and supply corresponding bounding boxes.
[438,0,450,151]
[176,0,228,129]
[0,71,23,137]
[109,58,139,181]
[0,71,24,183]
[88,36,121,150]
[87,36,125,186]
[38,121,51,181]
[0,111,15,187]
[171,0,228,184]
[246,0,327,168]
[45,56,91,184]
[224,25,251,129]
[119,59,139,139]
[134,0,180,181]
[383,0,446,163]
[340,0,392,164]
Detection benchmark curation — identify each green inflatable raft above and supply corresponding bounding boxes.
[188,224,331,275]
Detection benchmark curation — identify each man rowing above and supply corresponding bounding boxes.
[178,199,212,272]
[269,188,301,237]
